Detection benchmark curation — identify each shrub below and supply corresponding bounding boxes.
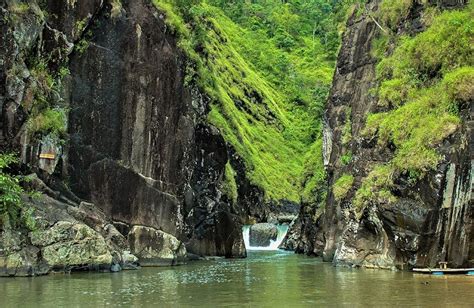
[28,107,68,137]
[377,0,413,30]
[0,154,35,230]
[333,173,354,201]
[353,164,396,215]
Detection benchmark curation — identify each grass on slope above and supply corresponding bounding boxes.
[151,0,346,202]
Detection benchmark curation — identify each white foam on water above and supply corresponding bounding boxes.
[242,224,289,251]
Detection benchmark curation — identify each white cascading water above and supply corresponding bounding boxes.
[242,224,289,251]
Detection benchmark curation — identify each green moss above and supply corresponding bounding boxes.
[354,4,473,215]
[341,107,352,145]
[371,33,390,60]
[377,0,413,30]
[10,3,30,15]
[75,38,90,54]
[222,162,238,205]
[340,151,353,166]
[333,173,354,202]
[377,5,474,80]
[75,18,88,34]
[301,139,327,205]
[353,164,396,215]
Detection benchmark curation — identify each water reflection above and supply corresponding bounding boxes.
[1,251,473,307]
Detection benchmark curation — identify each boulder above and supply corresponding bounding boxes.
[30,221,113,271]
[128,226,187,266]
[249,223,278,247]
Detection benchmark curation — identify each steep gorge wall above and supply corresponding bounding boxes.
[0,0,249,275]
[293,0,473,269]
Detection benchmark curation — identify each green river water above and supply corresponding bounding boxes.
[1,250,473,307]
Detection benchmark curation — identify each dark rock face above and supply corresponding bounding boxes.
[0,0,247,276]
[294,0,473,269]
[249,223,278,247]
[66,0,245,258]
[184,125,246,257]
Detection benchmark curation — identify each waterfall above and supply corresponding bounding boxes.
[242,224,289,251]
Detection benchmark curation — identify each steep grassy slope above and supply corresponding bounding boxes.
[151,0,351,202]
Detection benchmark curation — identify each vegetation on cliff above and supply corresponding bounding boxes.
[0,154,34,230]
[151,0,353,202]
[355,1,473,213]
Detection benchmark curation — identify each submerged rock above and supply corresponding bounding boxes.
[249,223,278,247]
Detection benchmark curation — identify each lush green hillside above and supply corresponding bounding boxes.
[151,0,352,202]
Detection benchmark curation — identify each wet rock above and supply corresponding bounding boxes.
[110,263,121,272]
[128,226,187,267]
[31,221,113,271]
[121,251,139,270]
[279,220,301,251]
[249,223,278,247]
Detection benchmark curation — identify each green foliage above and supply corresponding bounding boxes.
[377,0,413,30]
[0,154,35,230]
[366,4,473,179]
[340,151,352,166]
[333,173,354,201]
[377,5,474,80]
[152,0,351,201]
[301,139,327,205]
[371,32,390,60]
[75,18,88,34]
[341,107,352,145]
[222,162,238,205]
[110,0,123,18]
[75,38,90,54]
[354,4,473,214]
[28,107,68,137]
[353,164,396,214]
[26,58,69,139]
[10,2,30,14]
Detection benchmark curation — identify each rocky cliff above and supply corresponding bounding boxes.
[0,0,249,276]
[291,0,473,269]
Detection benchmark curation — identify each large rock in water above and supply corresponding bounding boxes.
[128,226,186,266]
[0,194,137,276]
[30,221,113,270]
[249,223,278,247]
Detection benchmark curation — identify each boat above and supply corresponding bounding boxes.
[412,268,474,275]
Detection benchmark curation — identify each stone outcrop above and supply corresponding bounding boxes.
[249,223,278,247]
[293,0,473,269]
[0,195,136,276]
[128,226,186,267]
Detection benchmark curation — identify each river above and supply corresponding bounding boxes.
[1,250,473,307]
